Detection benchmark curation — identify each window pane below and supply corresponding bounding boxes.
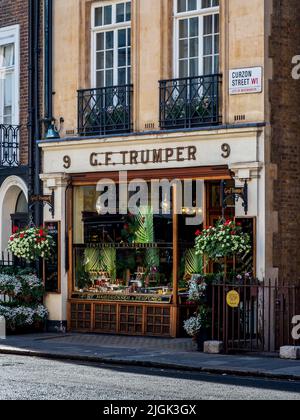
[118,68,126,85]
[189,18,199,37]
[96,52,105,70]
[104,6,112,25]
[204,15,213,35]
[204,36,212,55]
[190,58,198,76]
[96,33,104,51]
[126,2,131,21]
[214,34,219,54]
[179,39,189,59]
[106,50,114,68]
[106,31,114,49]
[95,7,103,27]
[188,0,197,11]
[106,69,113,86]
[118,29,126,48]
[178,0,186,13]
[118,48,126,67]
[116,3,125,23]
[96,71,104,88]
[179,60,188,77]
[190,38,198,58]
[127,47,131,66]
[214,14,219,33]
[203,56,212,74]
[179,19,188,39]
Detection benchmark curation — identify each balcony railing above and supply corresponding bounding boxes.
[159,74,222,130]
[78,84,133,136]
[0,124,20,167]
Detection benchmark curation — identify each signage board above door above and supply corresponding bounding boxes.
[229,67,263,95]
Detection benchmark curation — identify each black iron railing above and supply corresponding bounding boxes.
[0,124,20,167]
[159,74,222,130]
[78,84,133,136]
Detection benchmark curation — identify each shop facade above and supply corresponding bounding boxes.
[40,126,264,336]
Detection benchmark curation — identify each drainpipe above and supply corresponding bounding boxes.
[44,0,53,129]
[33,0,42,227]
[28,0,34,207]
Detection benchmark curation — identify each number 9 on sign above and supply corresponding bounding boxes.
[63,156,71,169]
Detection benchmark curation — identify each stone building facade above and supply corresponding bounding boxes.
[34,0,300,336]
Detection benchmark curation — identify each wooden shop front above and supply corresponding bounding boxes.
[67,166,232,337]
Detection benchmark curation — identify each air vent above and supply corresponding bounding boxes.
[234,115,246,122]
[145,122,155,130]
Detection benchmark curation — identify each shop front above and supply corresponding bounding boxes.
[39,128,264,337]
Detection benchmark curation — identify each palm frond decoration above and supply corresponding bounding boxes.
[134,206,154,244]
[134,207,160,272]
[100,247,117,282]
[185,248,203,276]
[84,248,103,273]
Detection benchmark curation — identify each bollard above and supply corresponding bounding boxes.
[0,316,6,340]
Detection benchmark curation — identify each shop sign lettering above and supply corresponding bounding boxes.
[90,146,197,167]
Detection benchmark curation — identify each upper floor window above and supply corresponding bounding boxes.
[174,0,219,78]
[0,26,19,125]
[92,1,131,88]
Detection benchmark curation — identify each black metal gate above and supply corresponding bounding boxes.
[211,279,300,353]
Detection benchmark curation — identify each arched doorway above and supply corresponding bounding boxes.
[0,176,28,256]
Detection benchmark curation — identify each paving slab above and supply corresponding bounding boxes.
[0,333,300,381]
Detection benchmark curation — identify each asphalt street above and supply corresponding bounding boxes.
[0,354,299,401]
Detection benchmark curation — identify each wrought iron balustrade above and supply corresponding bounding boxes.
[159,74,222,130]
[78,84,133,136]
[0,124,20,167]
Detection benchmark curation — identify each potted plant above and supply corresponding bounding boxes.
[184,306,211,352]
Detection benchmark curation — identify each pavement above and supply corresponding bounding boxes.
[0,333,300,382]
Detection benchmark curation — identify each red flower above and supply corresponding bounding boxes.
[39,229,44,236]
[12,226,19,234]
[195,230,202,236]
[9,236,14,241]
[20,233,25,239]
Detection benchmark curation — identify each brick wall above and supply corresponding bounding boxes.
[270,1,300,283]
[0,0,29,165]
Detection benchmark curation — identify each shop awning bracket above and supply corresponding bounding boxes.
[29,190,55,219]
[221,180,248,218]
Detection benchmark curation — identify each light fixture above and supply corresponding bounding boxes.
[45,119,60,140]
[96,196,102,214]
[161,194,170,214]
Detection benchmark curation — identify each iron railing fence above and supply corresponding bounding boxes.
[0,124,20,167]
[78,84,133,137]
[210,279,300,354]
[159,74,222,130]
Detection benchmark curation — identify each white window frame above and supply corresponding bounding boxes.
[91,1,131,88]
[173,0,219,79]
[0,25,20,126]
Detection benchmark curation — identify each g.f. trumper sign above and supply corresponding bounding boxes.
[90,146,197,167]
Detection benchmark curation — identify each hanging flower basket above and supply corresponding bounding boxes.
[8,227,55,261]
[195,219,251,261]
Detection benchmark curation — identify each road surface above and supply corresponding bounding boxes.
[0,354,299,400]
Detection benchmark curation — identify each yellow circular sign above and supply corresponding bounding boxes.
[226,291,240,308]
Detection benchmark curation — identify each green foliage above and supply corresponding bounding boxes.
[185,248,203,276]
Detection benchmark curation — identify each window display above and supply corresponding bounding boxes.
[72,181,205,303]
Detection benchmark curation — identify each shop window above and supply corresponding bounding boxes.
[92,1,131,87]
[175,0,219,77]
[72,181,205,302]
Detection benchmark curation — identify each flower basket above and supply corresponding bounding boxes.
[195,220,251,261]
[8,226,55,261]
